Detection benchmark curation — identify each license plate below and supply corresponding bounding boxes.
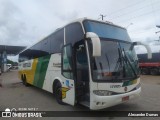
[122,96,129,101]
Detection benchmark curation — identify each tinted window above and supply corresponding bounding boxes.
[41,38,50,56]
[50,28,64,53]
[62,44,73,79]
[84,20,131,42]
[19,52,29,62]
[19,39,50,62]
[19,29,64,62]
[30,42,42,58]
[65,23,84,45]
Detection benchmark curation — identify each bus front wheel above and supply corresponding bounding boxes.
[55,82,65,105]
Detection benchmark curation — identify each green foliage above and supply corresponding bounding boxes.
[7,59,18,65]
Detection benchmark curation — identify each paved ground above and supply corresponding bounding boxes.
[0,70,160,120]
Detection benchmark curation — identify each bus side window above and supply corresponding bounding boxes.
[62,44,73,79]
[65,22,83,46]
[50,28,64,54]
[76,45,88,66]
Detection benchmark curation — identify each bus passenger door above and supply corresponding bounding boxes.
[74,41,90,103]
[61,44,75,105]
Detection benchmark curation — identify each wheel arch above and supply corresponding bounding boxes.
[52,77,63,94]
[21,74,24,81]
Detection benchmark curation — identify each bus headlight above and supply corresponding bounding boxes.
[93,90,113,96]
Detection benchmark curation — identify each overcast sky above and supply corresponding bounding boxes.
[0,0,160,61]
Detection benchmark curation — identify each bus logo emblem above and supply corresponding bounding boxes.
[124,87,127,92]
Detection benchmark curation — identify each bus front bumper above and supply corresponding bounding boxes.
[90,87,141,110]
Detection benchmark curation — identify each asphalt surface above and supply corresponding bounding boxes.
[0,70,160,120]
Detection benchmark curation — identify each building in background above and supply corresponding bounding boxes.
[0,45,26,72]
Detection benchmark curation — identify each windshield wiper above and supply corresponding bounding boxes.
[114,48,126,79]
[105,53,110,72]
[114,48,138,80]
[122,48,137,77]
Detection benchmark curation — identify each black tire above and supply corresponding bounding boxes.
[21,75,24,82]
[150,68,159,75]
[55,82,65,105]
[141,68,150,75]
[22,75,29,87]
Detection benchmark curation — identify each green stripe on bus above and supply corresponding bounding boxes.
[33,59,41,86]
[122,79,137,87]
[33,55,51,88]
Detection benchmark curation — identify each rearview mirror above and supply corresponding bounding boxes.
[85,32,101,57]
[130,41,152,59]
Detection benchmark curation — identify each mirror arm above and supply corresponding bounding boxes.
[130,42,152,59]
[85,32,101,57]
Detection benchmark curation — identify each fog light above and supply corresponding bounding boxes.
[96,102,100,105]
[102,102,105,105]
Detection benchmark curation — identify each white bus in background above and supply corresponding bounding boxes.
[18,18,151,110]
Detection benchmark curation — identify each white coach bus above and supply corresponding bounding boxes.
[18,18,151,110]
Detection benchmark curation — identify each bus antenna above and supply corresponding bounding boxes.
[99,14,106,21]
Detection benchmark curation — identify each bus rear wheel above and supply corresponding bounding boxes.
[55,82,65,105]
[22,75,29,87]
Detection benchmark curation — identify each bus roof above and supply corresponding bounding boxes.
[19,18,126,54]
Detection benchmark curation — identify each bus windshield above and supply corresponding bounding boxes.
[83,20,131,42]
[84,20,139,82]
